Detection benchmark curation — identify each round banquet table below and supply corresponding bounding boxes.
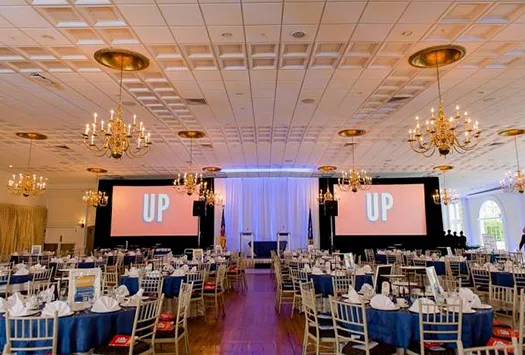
[120,275,185,298]
[309,274,374,297]
[374,255,467,275]
[0,308,135,354]
[347,308,492,349]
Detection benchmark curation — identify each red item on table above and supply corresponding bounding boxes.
[109,335,133,347]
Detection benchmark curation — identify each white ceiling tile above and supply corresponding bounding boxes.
[22,28,72,46]
[0,6,51,28]
[159,5,204,26]
[243,3,282,25]
[399,2,452,24]
[134,27,174,44]
[360,2,409,24]
[281,25,319,42]
[208,26,245,43]
[245,25,281,42]
[317,24,356,42]
[117,5,165,26]
[385,23,432,42]
[170,26,210,43]
[283,3,324,25]
[201,4,243,26]
[351,24,394,42]
[0,28,37,46]
[321,2,366,24]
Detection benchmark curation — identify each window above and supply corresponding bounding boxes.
[447,203,464,234]
[478,200,505,250]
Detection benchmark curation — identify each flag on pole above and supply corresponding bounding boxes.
[219,208,227,251]
[308,208,313,245]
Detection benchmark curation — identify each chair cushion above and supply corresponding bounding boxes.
[92,340,151,355]
[308,326,335,338]
[342,342,396,355]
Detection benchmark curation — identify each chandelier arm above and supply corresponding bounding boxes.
[118,55,124,105]
[515,137,521,171]
[435,52,442,104]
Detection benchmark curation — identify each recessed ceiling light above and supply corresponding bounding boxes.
[301,98,315,104]
[291,30,306,38]
[221,32,232,38]
[402,30,413,36]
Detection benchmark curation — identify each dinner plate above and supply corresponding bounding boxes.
[472,304,492,310]
[408,309,440,314]
[14,310,40,317]
[371,306,400,311]
[91,308,121,314]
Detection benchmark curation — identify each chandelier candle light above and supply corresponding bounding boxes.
[83,168,109,207]
[83,49,152,159]
[499,129,525,194]
[174,131,206,196]
[317,166,338,205]
[407,45,480,157]
[432,165,459,206]
[200,167,224,206]
[337,129,372,193]
[7,133,48,197]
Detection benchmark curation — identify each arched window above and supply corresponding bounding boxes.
[478,200,505,249]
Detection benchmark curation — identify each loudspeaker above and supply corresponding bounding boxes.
[192,201,206,217]
[324,200,338,216]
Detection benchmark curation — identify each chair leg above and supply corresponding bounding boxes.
[215,295,219,319]
[184,333,190,355]
[221,293,226,316]
[302,329,308,355]
[175,338,179,355]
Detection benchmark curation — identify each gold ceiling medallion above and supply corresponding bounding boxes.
[432,165,459,206]
[174,131,206,196]
[83,167,109,208]
[8,133,48,197]
[94,48,150,71]
[178,130,206,139]
[408,45,479,157]
[202,166,222,173]
[338,129,367,137]
[499,129,525,194]
[83,48,152,159]
[338,131,372,193]
[409,45,466,68]
[317,165,337,173]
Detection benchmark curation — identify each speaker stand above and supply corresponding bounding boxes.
[330,215,334,252]
[197,215,201,248]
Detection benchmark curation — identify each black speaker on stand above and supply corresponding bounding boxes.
[192,201,206,248]
[324,201,338,252]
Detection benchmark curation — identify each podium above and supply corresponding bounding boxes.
[276,232,290,255]
[240,232,254,258]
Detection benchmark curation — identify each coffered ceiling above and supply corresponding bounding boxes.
[1,0,525,193]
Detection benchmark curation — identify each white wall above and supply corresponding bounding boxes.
[462,190,525,251]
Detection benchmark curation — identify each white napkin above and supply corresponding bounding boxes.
[311,267,323,275]
[91,296,121,313]
[14,268,29,276]
[303,264,311,272]
[471,294,482,308]
[125,289,144,306]
[125,267,140,278]
[361,265,372,273]
[181,264,189,271]
[116,285,130,298]
[359,283,373,294]
[409,298,436,313]
[381,281,390,296]
[370,294,396,310]
[172,269,185,277]
[145,264,153,271]
[355,268,365,275]
[41,301,71,317]
[458,288,475,303]
[8,298,30,317]
[28,264,45,273]
[85,257,94,262]
[7,293,24,307]
[346,286,362,304]
[190,266,197,272]
[128,251,136,256]
[0,298,7,312]
[39,285,55,304]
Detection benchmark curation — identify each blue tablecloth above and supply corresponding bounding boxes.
[374,255,467,275]
[249,241,287,258]
[49,262,95,270]
[309,274,374,297]
[363,308,492,349]
[0,308,135,354]
[491,271,514,287]
[106,255,136,265]
[120,276,184,298]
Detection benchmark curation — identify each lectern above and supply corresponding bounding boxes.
[240,232,254,258]
[276,232,290,255]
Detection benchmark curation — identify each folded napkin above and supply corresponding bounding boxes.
[311,267,323,275]
[145,264,153,271]
[208,258,215,263]
[85,257,94,262]
[92,296,121,313]
[303,264,311,272]
[0,298,7,312]
[8,298,30,317]
[190,266,197,272]
[8,293,24,307]
[409,298,436,313]
[125,267,140,278]
[128,251,136,256]
[125,289,144,307]
[359,283,373,294]
[355,268,365,276]
[116,285,130,298]
[446,296,472,313]
[14,263,27,271]
[471,294,482,308]
[370,295,396,310]
[458,288,475,303]
[346,286,362,304]
[14,268,29,276]
[162,265,175,274]
[216,256,225,262]
[171,269,185,277]
[41,301,71,317]
[361,265,372,273]
[39,285,55,304]
[69,258,78,263]
[381,281,390,296]
[181,264,189,271]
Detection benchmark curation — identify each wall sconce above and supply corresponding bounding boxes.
[78,218,85,228]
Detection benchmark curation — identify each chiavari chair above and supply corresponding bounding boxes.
[227,254,247,292]
[140,275,164,299]
[187,271,206,320]
[0,269,12,297]
[471,266,491,302]
[155,283,193,355]
[102,265,119,293]
[462,339,518,355]
[93,296,164,355]
[489,284,518,328]
[518,288,525,354]
[331,271,355,297]
[4,312,58,355]
[203,265,226,319]
[274,261,294,314]
[290,269,309,318]
[441,276,461,293]
[513,266,525,290]
[364,249,375,264]
[329,296,395,355]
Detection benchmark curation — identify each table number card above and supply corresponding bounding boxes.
[425,266,445,304]
[68,268,101,311]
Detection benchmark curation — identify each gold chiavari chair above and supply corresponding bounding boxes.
[0,269,12,298]
[329,296,395,355]
[471,266,491,302]
[300,281,336,355]
[489,284,518,328]
[155,283,193,355]
[227,255,247,292]
[4,312,58,355]
[407,302,463,355]
[518,288,525,354]
[425,250,441,257]
[441,276,461,293]
[274,261,294,314]
[102,265,119,293]
[290,269,309,318]
[187,271,206,320]
[331,272,355,297]
[513,266,525,290]
[364,249,375,264]
[203,265,227,319]
[140,276,164,299]
[93,296,164,355]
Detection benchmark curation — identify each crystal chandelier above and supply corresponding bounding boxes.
[337,130,372,193]
[407,45,480,157]
[174,131,206,196]
[317,166,337,205]
[83,49,152,159]
[7,133,47,197]
[499,129,525,194]
[83,168,109,207]
[432,165,459,206]
[199,167,224,206]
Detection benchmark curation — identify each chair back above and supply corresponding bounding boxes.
[331,272,355,297]
[0,269,11,297]
[418,302,463,353]
[130,296,164,354]
[33,268,53,282]
[140,276,164,299]
[28,280,51,296]
[329,296,370,354]
[175,282,193,334]
[299,281,318,328]
[444,257,460,279]
[215,265,227,290]
[471,267,491,291]
[364,249,375,263]
[441,276,461,293]
[518,289,525,353]
[513,266,525,289]
[463,338,518,355]
[4,313,58,354]
[489,284,517,327]
[187,271,204,297]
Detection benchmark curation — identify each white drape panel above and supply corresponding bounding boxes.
[214,178,319,251]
